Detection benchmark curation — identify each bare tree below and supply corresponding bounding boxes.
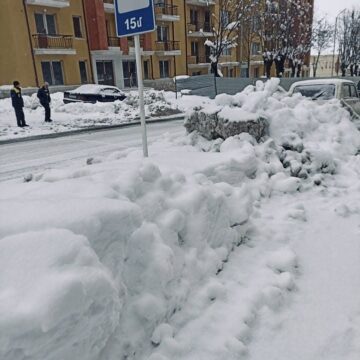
[204,0,245,77]
[337,9,360,76]
[238,3,262,77]
[311,17,334,77]
[262,0,313,78]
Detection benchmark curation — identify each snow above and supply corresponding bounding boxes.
[1,79,360,360]
[0,89,181,141]
[68,84,123,94]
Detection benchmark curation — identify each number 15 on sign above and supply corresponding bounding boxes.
[115,0,156,37]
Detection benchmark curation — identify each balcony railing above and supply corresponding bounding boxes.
[155,41,180,52]
[108,36,119,47]
[188,55,211,64]
[188,22,212,33]
[154,3,178,16]
[32,34,73,49]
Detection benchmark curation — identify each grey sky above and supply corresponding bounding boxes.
[315,0,359,21]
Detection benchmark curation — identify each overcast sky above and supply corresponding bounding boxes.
[315,0,359,21]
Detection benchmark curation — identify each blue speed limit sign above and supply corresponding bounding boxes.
[115,0,156,37]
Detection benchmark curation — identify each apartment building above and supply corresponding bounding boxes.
[0,0,92,87]
[0,0,314,88]
[82,0,186,88]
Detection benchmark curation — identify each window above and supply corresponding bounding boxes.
[222,46,231,56]
[220,10,229,27]
[251,42,260,55]
[96,61,115,86]
[293,84,335,100]
[41,61,64,85]
[143,60,150,80]
[159,60,169,78]
[343,84,359,98]
[73,16,83,38]
[190,9,198,25]
[191,42,198,56]
[35,13,56,34]
[157,26,169,41]
[79,61,88,84]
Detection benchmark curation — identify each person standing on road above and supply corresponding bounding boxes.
[37,82,52,122]
[10,81,28,128]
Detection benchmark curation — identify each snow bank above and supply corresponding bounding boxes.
[184,78,360,182]
[1,78,360,359]
[0,89,181,140]
[0,158,253,359]
[0,229,120,360]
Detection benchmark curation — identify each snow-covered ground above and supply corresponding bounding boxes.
[0,79,359,360]
[0,89,181,141]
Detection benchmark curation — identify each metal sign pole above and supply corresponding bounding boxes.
[115,0,155,158]
[134,34,148,157]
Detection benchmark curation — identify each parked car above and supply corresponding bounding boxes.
[289,79,360,119]
[63,85,126,104]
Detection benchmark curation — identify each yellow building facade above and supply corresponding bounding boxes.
[0,0,92,88]
[1,0,312,88]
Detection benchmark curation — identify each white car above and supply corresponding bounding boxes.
[289,79,360,119]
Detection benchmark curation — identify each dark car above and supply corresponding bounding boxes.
[63,84,126,104]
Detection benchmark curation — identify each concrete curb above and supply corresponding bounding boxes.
[0,114,185,145]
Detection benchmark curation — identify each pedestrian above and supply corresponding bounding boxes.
[10,81,28,128]
[37,82,52,122]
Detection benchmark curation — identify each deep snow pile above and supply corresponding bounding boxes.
[0,79,360,360]
[0,89,180,140]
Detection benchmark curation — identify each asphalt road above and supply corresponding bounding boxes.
[0,120,184,181]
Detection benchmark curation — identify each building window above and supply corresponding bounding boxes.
[143,60,150,80]
[222,46,231,56]
[254,67,259,78]
[73,16,83,38]
[35,13,56,34]
[251,42,260,55]
[220,10,229,27]
[157,26,169,42]
[191,42,198,56]
[79,61,88,84]
[41,61,64,85]
[96,61,115,86]
[159,60,169,78]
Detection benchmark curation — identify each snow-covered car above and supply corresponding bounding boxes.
[63,85,126,104]
[289,79,360,119]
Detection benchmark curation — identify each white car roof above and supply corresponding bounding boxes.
[290,79,355,88]
[70,84,122,94]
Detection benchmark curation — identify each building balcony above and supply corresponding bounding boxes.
[26,0,70,7]
[155,4,180,22]
[187,22,213,37]
[186,0,216,6]
[187,55,211,68]
[103,0,114,13]
[155,41,181,56]
[32,34,76,55]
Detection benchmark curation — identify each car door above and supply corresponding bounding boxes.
[341,83,360,119]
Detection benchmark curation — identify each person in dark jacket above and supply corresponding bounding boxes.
[37,82,52,122]
[10,81,28,127]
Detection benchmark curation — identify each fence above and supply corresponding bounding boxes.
[175,75,360,99]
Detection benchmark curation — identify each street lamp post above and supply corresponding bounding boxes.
[331,8,346,77]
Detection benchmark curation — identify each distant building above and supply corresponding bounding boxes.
[310,54,339,77]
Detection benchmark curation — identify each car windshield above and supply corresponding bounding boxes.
[293,84,336,100]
